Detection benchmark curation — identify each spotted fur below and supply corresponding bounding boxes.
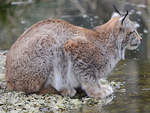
[6,12,142,98]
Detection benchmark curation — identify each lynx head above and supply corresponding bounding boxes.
[111,7,142,51]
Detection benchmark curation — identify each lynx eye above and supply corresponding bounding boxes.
[129,30,135,35]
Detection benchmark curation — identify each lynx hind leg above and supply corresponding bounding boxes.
[38,85,59,95]
[59,87,76,97]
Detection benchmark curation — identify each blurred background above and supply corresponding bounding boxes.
[0,0,150,113]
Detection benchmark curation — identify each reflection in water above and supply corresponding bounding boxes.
[0,0,150,113]
[147,0,150,62]
[124,60,139,113]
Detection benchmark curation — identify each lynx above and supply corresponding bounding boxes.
[5,9,142,98]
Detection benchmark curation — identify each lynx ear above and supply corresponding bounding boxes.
[121,10,128,24]
[113,5,121,15]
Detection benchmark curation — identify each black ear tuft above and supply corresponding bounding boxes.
[121,10,128,24]
[113,5,121,15]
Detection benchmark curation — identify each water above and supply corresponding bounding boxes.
[0,0,150,113]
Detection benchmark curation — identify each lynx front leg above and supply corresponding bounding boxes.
[74,66,107,98]
[81,81,102,98]
[98,79,114,98]
[64,38,113,98]
[81,79,113,98]
[75,66,113,98]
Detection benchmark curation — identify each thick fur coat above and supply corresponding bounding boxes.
[6,12,141,98]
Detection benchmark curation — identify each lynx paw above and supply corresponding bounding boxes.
[100,84,113,98]
[82,82,113,98]
[59,88,76,97]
